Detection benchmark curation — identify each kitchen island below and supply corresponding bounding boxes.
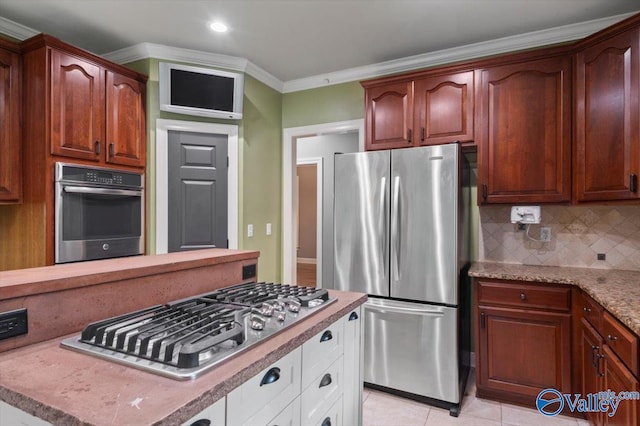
[0,250,367,425]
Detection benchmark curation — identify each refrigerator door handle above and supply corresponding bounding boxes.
[391,175,401,282]
[379,176,387,265]
[365,301,444,316]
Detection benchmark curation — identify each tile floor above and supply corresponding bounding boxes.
[362,370,590,426]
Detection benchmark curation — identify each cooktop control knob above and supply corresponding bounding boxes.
[287,300,301,313]
[250,312,266,331]
[275,310,286,322]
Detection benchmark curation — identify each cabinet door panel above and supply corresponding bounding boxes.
[477,56,571,204]
[106,71,146,168]
[50,50,103,161]
[365,81,413,150]
[0,46,20,203]
[604,345,639,426]
[477,306,571,400]
[414,71,474,145]
[581,319,605,425]
[575,29,640,202]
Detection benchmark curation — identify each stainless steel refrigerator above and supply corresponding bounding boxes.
[333,142,469,415]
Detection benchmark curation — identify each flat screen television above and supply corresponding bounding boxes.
[159,62,244,119]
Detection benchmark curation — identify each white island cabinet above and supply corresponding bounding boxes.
[1,307,363,426]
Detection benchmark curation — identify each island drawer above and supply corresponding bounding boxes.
[602,311,638,376]
[301,320,343,389]
[301,355,343,425]
[227,347,301,425]
[477,279,571,312]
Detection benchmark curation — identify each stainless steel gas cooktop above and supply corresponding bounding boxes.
[61,282,334,380]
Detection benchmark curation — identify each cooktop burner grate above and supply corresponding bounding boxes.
[206,282,329,307]
[78,299,248,368]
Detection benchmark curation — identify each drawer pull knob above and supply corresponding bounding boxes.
[320,330,333,342]
[260,367,281,386]
[607,334,618,342]
[321,417,332,426]
[319,373,333,388]
[583,307,591,313]
[520,293,527,300]
[349,312,359,321]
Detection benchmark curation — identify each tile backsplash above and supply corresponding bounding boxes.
[479,205,640,271]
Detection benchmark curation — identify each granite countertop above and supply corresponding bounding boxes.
[469,262,640,335]
[0,290,367,426]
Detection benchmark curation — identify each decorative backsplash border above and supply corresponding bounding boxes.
[478,205,640,271]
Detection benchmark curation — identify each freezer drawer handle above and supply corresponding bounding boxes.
[320,330,333,342]
[321,417,332,426]
[259,367,281,386]
[319,373,333,388]
[348,311,359,321]
[367,302,445,316]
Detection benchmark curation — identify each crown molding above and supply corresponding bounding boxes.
[103,43,283,92]
[0,11,635,94]
[282,11,636,93]
[0,16,38,40]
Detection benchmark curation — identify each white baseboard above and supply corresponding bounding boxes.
[296,258,317,265]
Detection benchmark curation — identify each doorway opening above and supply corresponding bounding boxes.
[155,119,238,254]
[283,119,364,287]
[296,158,322,287]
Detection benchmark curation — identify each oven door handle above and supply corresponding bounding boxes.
[63,186,143,197]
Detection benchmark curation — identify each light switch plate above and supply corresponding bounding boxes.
[266,223,272,235]
[247,224,253,237]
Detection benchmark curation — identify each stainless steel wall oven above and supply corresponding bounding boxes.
[55,162,144,264]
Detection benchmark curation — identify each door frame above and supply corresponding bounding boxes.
[282,119,364,285]
[296,157,323,286]
[155,119,239,254]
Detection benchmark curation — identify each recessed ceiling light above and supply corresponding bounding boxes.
[209,21,228,33]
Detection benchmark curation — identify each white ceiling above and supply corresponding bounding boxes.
[0,0,639,85]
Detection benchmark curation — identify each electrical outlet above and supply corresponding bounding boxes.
[540,227,551,242]
[0,308,28,341]
[247,224,254,238]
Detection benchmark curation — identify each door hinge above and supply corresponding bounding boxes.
[482,184,488,200]
[226,238,229,248]
[630,173,637,193]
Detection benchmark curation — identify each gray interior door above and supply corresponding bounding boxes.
[168,130,228,252]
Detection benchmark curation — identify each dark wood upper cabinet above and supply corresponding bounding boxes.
[476,55,572,204]
[50,50,104,162]
[22,34,147,170]
[574,28,640,202]
[0,41,21,204]
[364,81,413,150]
[414,71,474,146]
[105,71,146,168]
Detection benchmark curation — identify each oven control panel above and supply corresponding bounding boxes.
[55,163,143,188]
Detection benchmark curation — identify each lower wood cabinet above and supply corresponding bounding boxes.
[476,277,640,425]
[577,292,639,426]
[475,279,572,406]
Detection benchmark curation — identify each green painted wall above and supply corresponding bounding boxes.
[282,82,364,128]
[125,59,283,282]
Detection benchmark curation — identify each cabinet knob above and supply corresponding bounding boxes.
[607,334,618,342]
[583,307,591,313]
[520,293,527,301]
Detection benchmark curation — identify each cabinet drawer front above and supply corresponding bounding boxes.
[227,347,301,425]
[302,321,344,389]
[577,291,604,332]
[301,356,343,425]
[312,396,342,426]
[602,311,639,376]
[477,281,570,311]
